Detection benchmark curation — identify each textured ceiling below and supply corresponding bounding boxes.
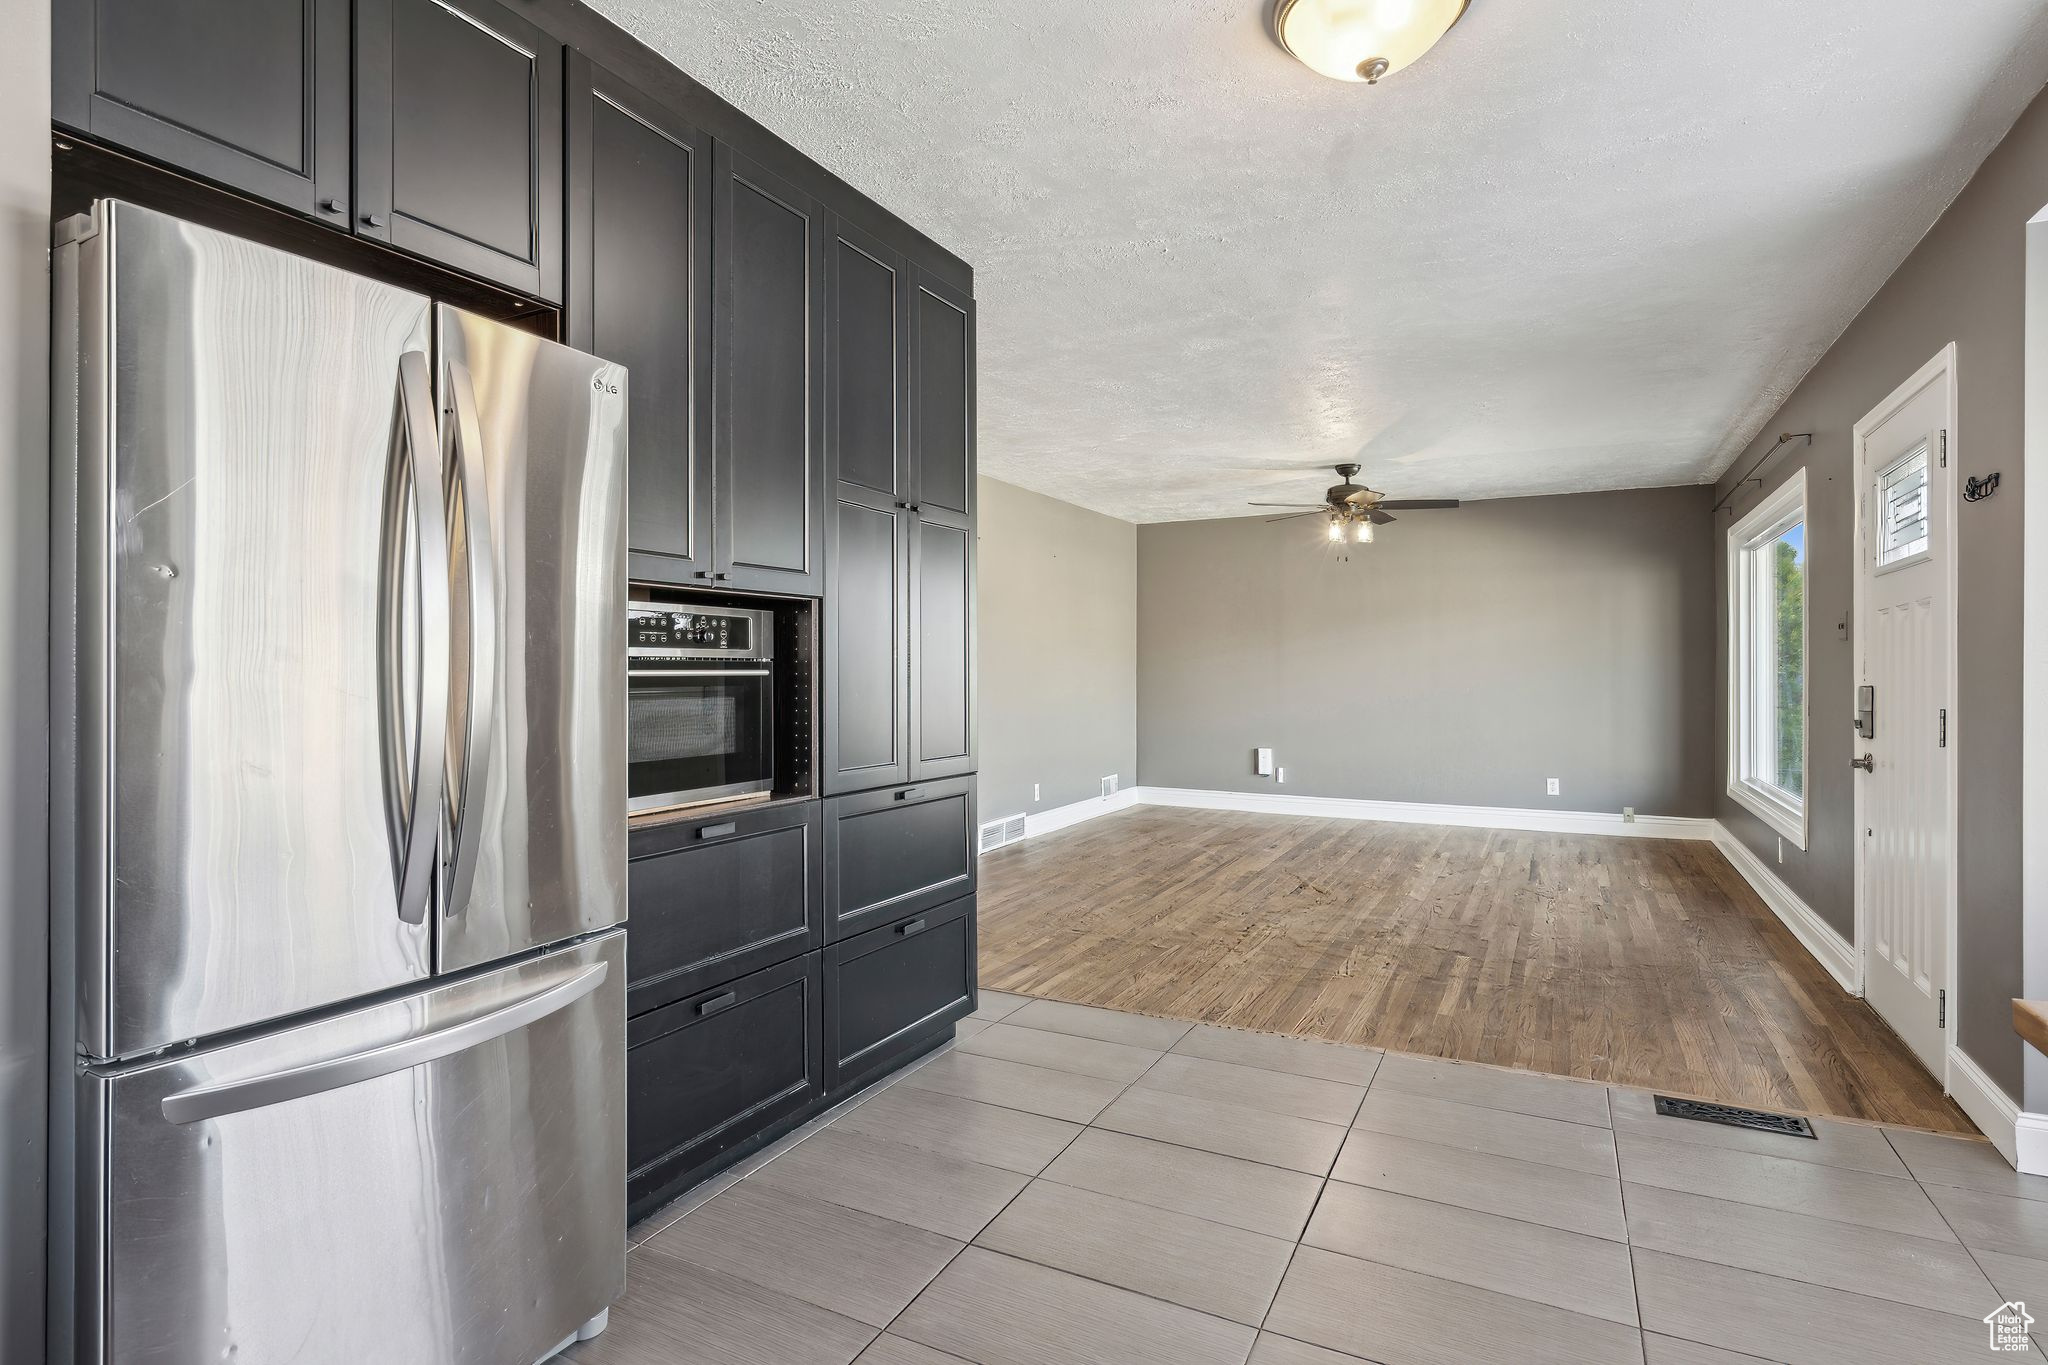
[590,0,2048,522]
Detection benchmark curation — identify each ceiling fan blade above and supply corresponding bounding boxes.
[1248,502,1328,509]
[1264,511,1330,523]
[1368,510,1397,525]
[1375,499,1460,510]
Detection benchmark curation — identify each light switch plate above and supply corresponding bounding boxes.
[1255,747,1274,776]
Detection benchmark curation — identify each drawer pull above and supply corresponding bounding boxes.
[896,787,926,802]
[698,822,739,840]
[696,990,738,1017]
[896,918,928,937]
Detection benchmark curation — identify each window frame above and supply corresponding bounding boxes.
[1726,468,1810,849]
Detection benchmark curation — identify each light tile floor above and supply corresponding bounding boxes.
[567,992,2048,1365]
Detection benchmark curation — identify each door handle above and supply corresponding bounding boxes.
[1851,753,1875,772]
[698,822,738,840]
[160,960,608,1124]
[381,351,449,927]
[896,918,928,937]
[696,990,738,1018]
[442,360,498,921]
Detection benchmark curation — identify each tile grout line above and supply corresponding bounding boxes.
[1889,1125,2018,1316]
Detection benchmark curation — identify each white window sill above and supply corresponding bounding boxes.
[1728,778,1807,850]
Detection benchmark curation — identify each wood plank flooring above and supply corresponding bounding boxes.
[977,807,1972,1134]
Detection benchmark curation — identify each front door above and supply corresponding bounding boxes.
[1856,352,1955,1077]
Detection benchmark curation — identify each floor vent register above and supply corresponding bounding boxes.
[1652,1095,1818,1139]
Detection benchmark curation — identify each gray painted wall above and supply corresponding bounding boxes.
[1,1,49,1359]
[1713,83,2048,1103]
[976,476,1138,821]
[1137,486,1717,816]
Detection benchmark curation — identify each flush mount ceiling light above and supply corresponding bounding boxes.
[1272,0,1470,84]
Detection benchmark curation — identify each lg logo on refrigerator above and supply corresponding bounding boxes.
[592,377,620,394]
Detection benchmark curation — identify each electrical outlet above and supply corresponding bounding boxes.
[1546,778,1560,797]
[1033,783,1040,802]
[1622,807,1635,823]
[1100,775,1118,798]
[1276,767,1286,784]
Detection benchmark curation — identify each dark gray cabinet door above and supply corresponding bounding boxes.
[823,894,976,1095]
[821,776,976,941]
[824,499,911,793]
[911,270,975,531]
[355,0,564,300]
[827,219,909,512]
[568,58,713,583]
[713,146,825,594]
[54,0,351,223]
[911,513,976,780]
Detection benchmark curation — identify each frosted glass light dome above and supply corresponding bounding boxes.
[1273,0,1470,83]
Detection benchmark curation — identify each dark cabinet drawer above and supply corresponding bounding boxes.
[822,776,975,941]
[627,952,823,1215]
[627,802,821,1016]
[824,896,975,1094]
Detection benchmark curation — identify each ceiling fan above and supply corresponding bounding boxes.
[1249,464,1460,544]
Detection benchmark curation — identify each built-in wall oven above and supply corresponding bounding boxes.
[628,604,776,813]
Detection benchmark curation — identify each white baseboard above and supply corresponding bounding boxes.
[1132,786,1718,841]
[1947,1046,2024,1167]
[1022,786,1140,840]
[1709,822,1861,995]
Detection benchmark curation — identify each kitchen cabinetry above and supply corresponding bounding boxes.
[822,776,976,942]
[710,147,827,595]
[56,0,564,300]
[627,952,824,1214]
[824,895,976,1095]
[356,0,564,299]
[569,58,714,583]
[53,0,352,222]
[823,228,978,793]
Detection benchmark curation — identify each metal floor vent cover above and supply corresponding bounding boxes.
[1652,1095,1817,1139]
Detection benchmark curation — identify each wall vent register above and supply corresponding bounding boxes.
[978,814,1028,854]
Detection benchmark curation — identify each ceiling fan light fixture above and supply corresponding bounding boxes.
[1272,0,1470,84]
[1356,519,1375,544]
[1327,516,1346,542]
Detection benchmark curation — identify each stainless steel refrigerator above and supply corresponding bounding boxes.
[48,201,629,1365]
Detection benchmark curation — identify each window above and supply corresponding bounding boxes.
[1728,470,1808,847]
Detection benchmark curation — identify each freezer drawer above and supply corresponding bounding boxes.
[823,895,976,1095]
[73,932,625,1365]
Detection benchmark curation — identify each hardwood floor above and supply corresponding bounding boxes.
[977,807,1972,1134]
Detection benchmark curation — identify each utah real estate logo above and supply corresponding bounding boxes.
[1984,1300,2035,1352]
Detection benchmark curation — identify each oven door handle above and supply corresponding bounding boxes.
[629,669,774,678]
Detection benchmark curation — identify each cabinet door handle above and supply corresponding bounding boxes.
[896,918,928,937]
[896,787,926,802]
[698,822,738,840]
[360,212,385,228]
[319,198,345,216]
[696,990,738,1017]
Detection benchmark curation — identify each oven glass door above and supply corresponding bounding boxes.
[628,667,774,811]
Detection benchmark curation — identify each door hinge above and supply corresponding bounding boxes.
[1939,988,1946,1028]
[1939,430,1948,468]
[1938,708,1947,748]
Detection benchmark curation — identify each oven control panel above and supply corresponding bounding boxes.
[628,607,769,658]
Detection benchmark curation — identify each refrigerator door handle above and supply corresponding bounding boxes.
[443,359,498,920]
[382,351,450,927]
[158,959,609,1124]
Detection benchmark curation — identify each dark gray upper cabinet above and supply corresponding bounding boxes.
[355,0,564,300]
[823,499,910,793]
[912,513,974,779]
[911,271,975,531]
[568,57,713,582]
[828,220,909,513]
[53,0,352,223]
[712,146,826,595]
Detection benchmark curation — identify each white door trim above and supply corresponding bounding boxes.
[1850,340,1960,1094]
